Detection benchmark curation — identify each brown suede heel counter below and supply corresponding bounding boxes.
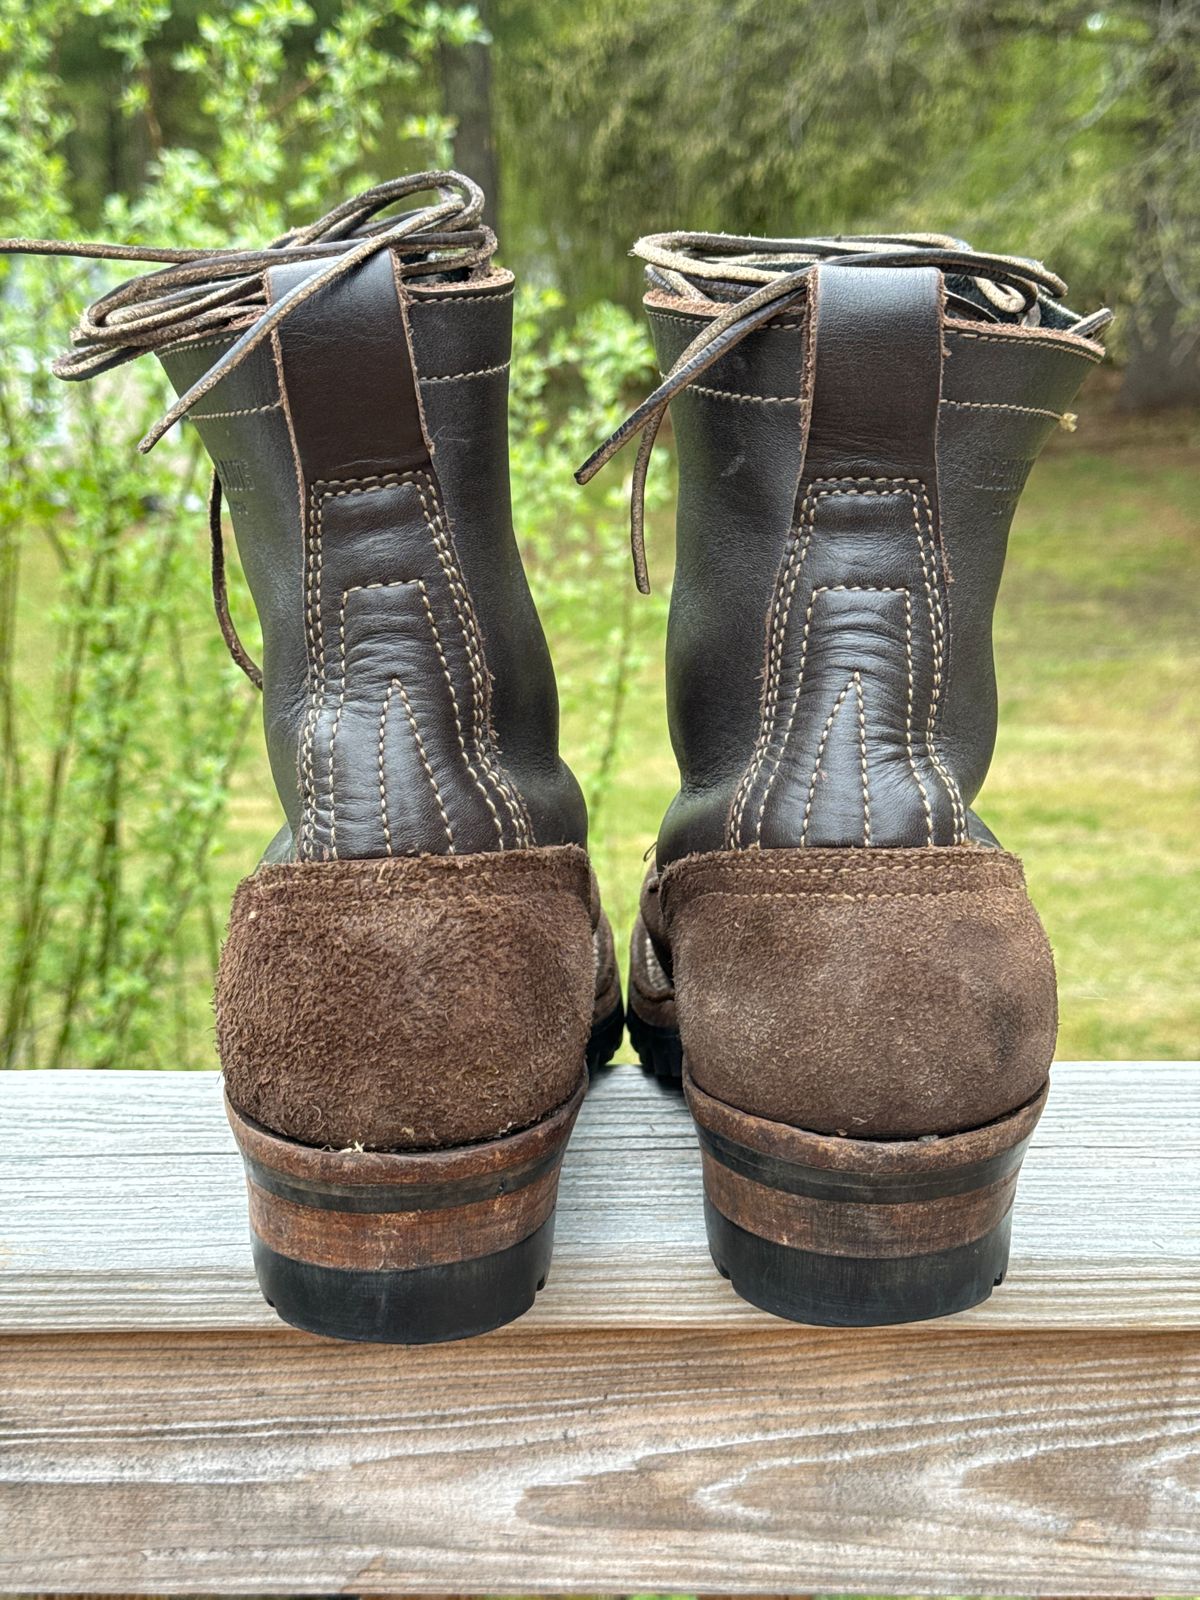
[660,846,1057,1139]
[628,869,678,1029]
[593,910,621,1019]
[216,845,595,1151]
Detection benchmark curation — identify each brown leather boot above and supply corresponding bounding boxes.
[10,174,622,1341]
[585,231,1110,1324]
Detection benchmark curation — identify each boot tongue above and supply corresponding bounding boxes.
[579,231,1109,591]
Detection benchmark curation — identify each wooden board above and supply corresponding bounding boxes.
[3,1326,1199,1595]
[0,1062,1197,1332]
[1,1061,1198,1594]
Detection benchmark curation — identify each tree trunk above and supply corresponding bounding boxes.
[1117,286,1200,410]
[1116,2,1199,410]
[440,20,499,233]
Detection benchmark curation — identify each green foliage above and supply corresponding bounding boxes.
[497,0,1198,340]
[0,0,666,1069]
[0,0,483,1066]
[509,286,667,832]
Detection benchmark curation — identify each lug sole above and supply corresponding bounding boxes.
[250,1220,556,1344]
[587,999,626,1074]
[686,1071,1048,1326]
[626,1003,683,1085]
[227,1075,585,1344]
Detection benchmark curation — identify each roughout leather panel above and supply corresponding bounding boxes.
[659,846,1058,1139]
[216,847,598,1151]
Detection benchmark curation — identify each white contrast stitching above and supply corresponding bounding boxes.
[729,514,813,845]
[647,308,805,332]
[416,579,506,846]
[166,335,240,357]
[750,574,817,843]
[670,857,1014,883]
[854,670,870,846]
[300,481,327,857]
[731,479,915,846]
[379,678,456,853]
[903,589,934,844]
[189,400,282,421]
[419,361,510,384]
[687,383,802,405]
[682,887,1019,903]
[377,683,394,856]
[799,676,854,844]
[408,289,515,305]
[909,483,967,840]
[752,585,904,845]
[306,471,528,853]
[941,398,1063,421]
[947,326,1102,364]
[411,475,533,845]
[416,474,531,843]
[733,476,963,847]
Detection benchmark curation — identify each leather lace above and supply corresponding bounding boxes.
[576,231,1112,592]
[0,172,496,686]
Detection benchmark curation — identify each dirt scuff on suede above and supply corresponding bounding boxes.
[660,846,1057,1140]
[216,846,597,1151]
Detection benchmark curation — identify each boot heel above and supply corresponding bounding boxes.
[226,1077,585,1344]
[686,1072,1047,1326]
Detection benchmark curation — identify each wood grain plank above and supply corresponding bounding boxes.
[0,1063,1196,1332]
[2,1326,1198,1594]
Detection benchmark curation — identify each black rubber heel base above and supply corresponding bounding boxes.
[251,1215,556,1344]
[587,999,626,1074]
[626,1004,683,1084]
[704,1199,1013,1327]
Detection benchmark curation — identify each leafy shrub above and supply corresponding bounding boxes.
[0,0,660,1067]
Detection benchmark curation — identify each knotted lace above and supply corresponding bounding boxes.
[0,172,496,684]
[576,232,1112,592]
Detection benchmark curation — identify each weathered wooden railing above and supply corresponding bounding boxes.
[1,1061,1198,1594]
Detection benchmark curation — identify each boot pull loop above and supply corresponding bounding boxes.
[577,239,1075,593]
[209,472,263,690]
[0,171,494,447]
[0,172,495,688]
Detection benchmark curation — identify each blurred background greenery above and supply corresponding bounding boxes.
[1,0,1197,1071]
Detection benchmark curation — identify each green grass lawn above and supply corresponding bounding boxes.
[983,424,1199,1059]
[216,393,1200,1064]
[570,400,1199,1068]
[12,394,1196,1067]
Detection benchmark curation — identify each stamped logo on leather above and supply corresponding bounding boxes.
[215,457,254,496]
[974,453,1035,518]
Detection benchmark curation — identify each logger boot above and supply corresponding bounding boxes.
[11,174,622,1342]
[584,232,1110,1325]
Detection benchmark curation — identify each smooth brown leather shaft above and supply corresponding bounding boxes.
[160,249,586,861]
[647,260,1104,862]
[627,241,1103,1141]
